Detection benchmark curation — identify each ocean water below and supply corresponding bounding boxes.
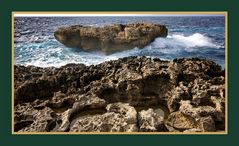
[14,16,225,68]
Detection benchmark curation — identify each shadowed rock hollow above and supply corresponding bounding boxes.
[54,23,168,54]
[14,56,225,132]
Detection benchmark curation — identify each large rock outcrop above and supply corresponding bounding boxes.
[54,23,168,54]
[14,56,225,132]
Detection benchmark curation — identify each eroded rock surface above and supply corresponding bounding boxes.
[70,103,138,132]
[138,109,168,132]
[54,23,168,54]
[14,56,225,132]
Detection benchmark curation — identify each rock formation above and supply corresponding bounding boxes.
[14,56,225,132]
[54,23,168,54]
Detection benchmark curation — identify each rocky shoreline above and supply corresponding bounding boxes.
[14,56,225,132]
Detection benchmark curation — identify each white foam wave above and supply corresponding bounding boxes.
[169,33,220,48]
[150,33,221,50]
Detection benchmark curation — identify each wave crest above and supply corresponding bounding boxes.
[151,33,221,49]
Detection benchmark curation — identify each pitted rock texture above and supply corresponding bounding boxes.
[14,56,225,132]
[70,103,138,132]
[138,109,168,132]
[54,23,168,54]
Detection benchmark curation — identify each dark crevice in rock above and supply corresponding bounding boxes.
[136,112,140,132]
[176,73,197,85]
[50,119,63,132]
[48,101,74,114]
[97,88,119,103]
[46,120,57,132]
[196,100,216,108]
[51,106,71,114]
[33,105,46,110]
[14,120,34,132]
[214,120,225,130]
[169,126,187,132]
[206,66,224,78]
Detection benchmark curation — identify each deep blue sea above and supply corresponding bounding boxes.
[14,16,225,68]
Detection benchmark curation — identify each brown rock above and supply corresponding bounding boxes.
[166,111,197,131]
[54,23,168,54]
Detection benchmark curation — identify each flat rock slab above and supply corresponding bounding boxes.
[54,23,168,54]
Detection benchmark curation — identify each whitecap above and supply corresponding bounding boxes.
[169,33,220,48]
